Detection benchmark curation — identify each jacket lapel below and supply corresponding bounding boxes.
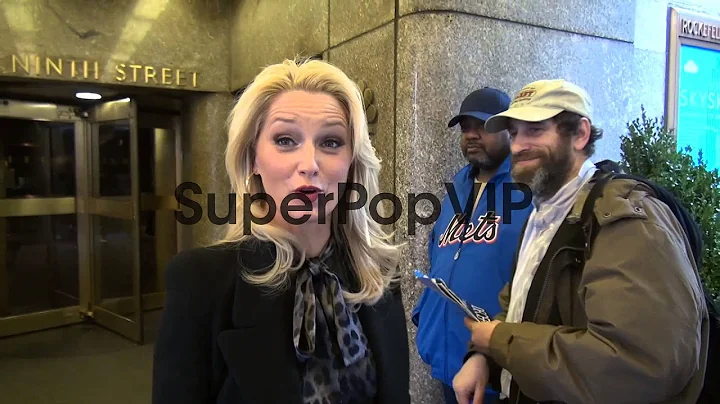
[216,238,409,404]
[216,240,303,403]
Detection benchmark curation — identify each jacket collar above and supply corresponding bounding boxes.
[567,171,651,226]
[219,236,409,403]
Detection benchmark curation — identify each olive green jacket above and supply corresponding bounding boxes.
[469,178,710,404]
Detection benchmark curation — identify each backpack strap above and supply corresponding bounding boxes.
[579,170,616,262]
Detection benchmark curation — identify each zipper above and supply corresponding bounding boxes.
[447,180,489,382]
[510,245,583,403]
[453,242,463,260]
[449,182,487,381]
[517,245,561,404]
[453,207,474,261]
[446,212,470,381]
[445,240,464,382]
[531,246,582,322]
[531,247,561,323]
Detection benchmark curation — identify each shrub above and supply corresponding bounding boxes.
[619,107,720,302]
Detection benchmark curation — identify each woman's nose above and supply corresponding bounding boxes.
[297,144,320,177]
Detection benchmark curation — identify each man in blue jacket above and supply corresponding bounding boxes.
[412,87,533,404]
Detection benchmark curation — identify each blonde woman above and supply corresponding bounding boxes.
[152,58,410,404]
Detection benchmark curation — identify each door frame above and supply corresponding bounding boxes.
[81,98,144,343]
[0,99,86,337]
[0,97,184,341]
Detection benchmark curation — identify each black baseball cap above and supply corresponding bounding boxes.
[447,87,512,128]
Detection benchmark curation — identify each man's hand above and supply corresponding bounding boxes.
[453,353,490,404]
[464,317,501,354]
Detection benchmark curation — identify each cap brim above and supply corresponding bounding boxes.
[448,111,493,128]
[484,106,565,133]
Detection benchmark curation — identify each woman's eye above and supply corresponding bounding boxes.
[275,136,296,147]
[322,138,343,148]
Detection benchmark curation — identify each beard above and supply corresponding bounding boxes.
[463,141,510,172]
[511,137,575,203]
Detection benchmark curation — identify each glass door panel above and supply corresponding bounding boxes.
[137,114,179,309]
[0,106,83,338]
[84,99,143,344]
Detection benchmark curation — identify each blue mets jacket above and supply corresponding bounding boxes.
[412,155,533,391]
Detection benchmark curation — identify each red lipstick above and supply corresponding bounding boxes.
[292,185,322,203]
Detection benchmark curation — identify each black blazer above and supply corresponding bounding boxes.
[151,237,410,404]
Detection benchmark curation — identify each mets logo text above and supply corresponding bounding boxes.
[438,212,500,247]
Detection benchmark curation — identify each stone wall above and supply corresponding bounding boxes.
[0,0,230,92]
[180,92,235,248]
[227,1,720,402]
[2,0,717,401]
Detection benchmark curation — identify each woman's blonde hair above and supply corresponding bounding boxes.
[218,57,403,306]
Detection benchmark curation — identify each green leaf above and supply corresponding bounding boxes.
[620,105,720,302]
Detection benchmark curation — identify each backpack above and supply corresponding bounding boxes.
[575,160,719,403]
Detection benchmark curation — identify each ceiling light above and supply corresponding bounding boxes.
[76,92,102,100]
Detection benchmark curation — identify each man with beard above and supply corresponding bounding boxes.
[412,87,534,404]
[453,79,709,404]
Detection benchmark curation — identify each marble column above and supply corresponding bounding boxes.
[390,1,689,401]
[226,0,716,402]
[180,92,235,248]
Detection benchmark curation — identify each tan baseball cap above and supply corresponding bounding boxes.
[484,79,593,133]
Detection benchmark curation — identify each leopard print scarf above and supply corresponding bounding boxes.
[292,241,377,404]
